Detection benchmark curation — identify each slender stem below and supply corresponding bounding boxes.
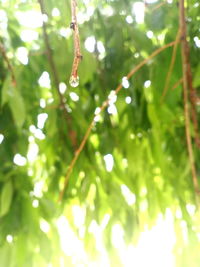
[38,0,77,149]
[70,0,82,83]
[58,41,176,202]
[0,41,16,86]
[179,0,200,203]
[161,29,181,102]
[171,77,183,90]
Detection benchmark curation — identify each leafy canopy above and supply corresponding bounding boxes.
[0,0,200,266]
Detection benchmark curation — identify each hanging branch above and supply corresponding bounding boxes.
[38,0,77,149]
[58,41,176,202]
[161,29,181,102]
[0,41,16,86]
[179,0,200,202]
[179,1,200,149]
[69,0,82,87]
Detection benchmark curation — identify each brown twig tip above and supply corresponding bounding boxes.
[171,77,183,90]
[58,41,176,202]
[69,0,82,88]
[38,0,77,149]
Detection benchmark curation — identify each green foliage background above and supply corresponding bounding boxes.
[0,0,200,266]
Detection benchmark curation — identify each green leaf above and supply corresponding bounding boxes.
[1,76,25,128]
[0,181,13,217]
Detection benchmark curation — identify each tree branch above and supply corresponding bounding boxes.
[69,0,82,87]
[179,0,200,203]
[38,0,77,149]
[58,41,176,202]
[179,1,200,149]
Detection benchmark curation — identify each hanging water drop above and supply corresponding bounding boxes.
[69,75,79,87]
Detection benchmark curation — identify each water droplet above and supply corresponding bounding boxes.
[69,75,79,87]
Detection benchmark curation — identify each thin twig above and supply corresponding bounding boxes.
[0,41,16,86]
[171,77,183,90]
[161,29,181,102]
[38,0,77,149]
[179,0,200,203]
[150,1,166,12]
[58,41,176,202]
[69,0,82,87]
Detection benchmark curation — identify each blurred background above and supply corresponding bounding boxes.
[0,0,200,266]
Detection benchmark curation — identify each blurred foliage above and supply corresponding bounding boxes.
[0,0,200,266]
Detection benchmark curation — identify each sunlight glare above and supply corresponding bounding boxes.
[37,113,48,129]
[132,2,145,24]
[103,154,114,172]
[16,47,28,65]
[13,153,27,166]
[0,134,4,144]
[85,36,96,53]
[38,71,51,88]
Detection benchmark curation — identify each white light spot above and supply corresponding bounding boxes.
[145,0,158,3]
[108,90,117,104]
[52,8,60,17]
[40,219,50,233]
[38,71,51,88]
[167,0,173,3]
[59,82,67,94]
[42,14,48,23]
[122,77,130,89]
[194,36,200,48]
[70,92,79,102]
[94,107,101,122]
[27,143,39,162]
[16,47,28,65]
[59,27,72,38]
[6,235,13,243]
[33,181,44,198]
[97,41,105,54]
[121,184,136,205]
[125,96,132,104]
[0,10,8,30]
[144,80,151,88]
[29,125,45,140]
[32,199,39,208]
[37,113,48,129]
[146,31,154,39]
[40,98,46,108]
[104,154,114,172]
[107,104,117,115]
[0,134,4,144]
[101,214,111,230]
[134,52,140,58]
[132,2,145,24]
[101,6,114,17]
[13,153,27,166]
[84,36,96,53]
[16,11,43,28]
[126,15,133,24]
[34,129,45,140]
[112,224,124,249]
[87,6,95,17]
[20,30,38,42]
[186,204,196,216]
[72,205,85,228]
